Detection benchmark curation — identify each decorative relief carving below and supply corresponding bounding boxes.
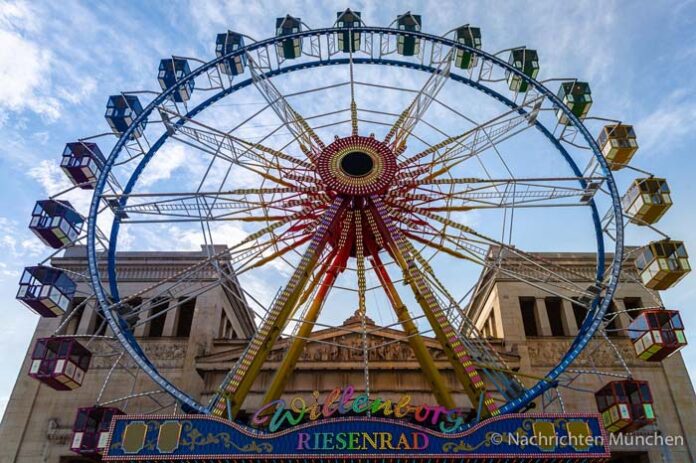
[54,264,220,282]
[265,335,439,363]
[89,340,188,369]
[527,339,639,368]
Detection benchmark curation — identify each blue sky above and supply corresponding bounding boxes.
[1,0,696,417]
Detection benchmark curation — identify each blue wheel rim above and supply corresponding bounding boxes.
[86,27,624,418]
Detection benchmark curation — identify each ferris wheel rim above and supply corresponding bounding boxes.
[85,26,624,418]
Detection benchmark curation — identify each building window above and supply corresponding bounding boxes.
[606,301,620,337]
[544,297,565,336]
[219,316,237,340]
[128,297,143,312]
[572,297,588,328]
[486,312,497,338]
[147,297,169,337]
[92,309,107,336]
[519,297,538,337]
[175,297,196,337]
[623,297,643,319]
[64,297,85,334]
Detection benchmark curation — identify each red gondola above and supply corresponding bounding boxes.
[595,380,655,433]
[628,309,687,361]
[29,337,91,390]
[71,406,124,456]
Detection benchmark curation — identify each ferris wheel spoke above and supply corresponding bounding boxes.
[406,227,595,310]
[247,56,326,163]
[393,177,600,210]
[400,239,527,402]
[397,95,544,180]
[384,50,454,154]
[104,188,320,223]
[402,207,598,304]
[120,225,317,329]
[234,229,316,275]
[160,105,313,170]
[161,114,316,191]
[368,249,457,408]
[263,212,354,404]
[348,41,359,137]
[112,209,317,311]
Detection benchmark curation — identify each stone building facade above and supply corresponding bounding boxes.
[465,248,696,462]
[0,247,256,463]
[0,246,694,462]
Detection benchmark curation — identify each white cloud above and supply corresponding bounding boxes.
[0,217,45,272]
[0,27,61,120]
[139,144,189,187]
[636,101,696,156]
[27,160,73,196]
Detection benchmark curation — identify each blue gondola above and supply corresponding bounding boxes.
[396,12,422,57]
[275,15,303,60]
[29,200,83,249]
[60,142,106,190]
[336,9,362,53]
[216,31,247,75]
[105,95,147,139]
[16,266,76,317]
[158,58,195,102]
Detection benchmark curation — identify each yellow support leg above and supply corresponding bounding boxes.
[263,213,355,404]
[370,197,498,418]
[262,247,349,404]
[209,199,346,417]
[370,252,456,409]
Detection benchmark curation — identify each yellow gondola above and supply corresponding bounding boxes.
[634,240,690,290]
[622,178,672,224]
[597,124,638,170]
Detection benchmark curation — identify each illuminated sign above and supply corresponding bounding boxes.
[104,413,609,461]
[248,385,466,433]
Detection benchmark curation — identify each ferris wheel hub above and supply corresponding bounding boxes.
[340,151,374,177]
[318,135,397,196]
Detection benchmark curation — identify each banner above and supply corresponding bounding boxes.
[104,413,609,461]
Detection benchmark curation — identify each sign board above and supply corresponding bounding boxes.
[103,413,609,461]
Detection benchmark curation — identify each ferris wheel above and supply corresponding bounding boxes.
[16,8,691,456]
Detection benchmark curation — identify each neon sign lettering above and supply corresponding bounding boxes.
[296,431,429,451]
[250,385,466,433]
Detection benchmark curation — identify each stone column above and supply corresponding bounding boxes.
[76,302,98,335]
[133,305,150,337]
[534,297,552,336]
[560,299,579,336]
[498,289,525,343]
[162,299,179,337]
[612,299,633,336]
